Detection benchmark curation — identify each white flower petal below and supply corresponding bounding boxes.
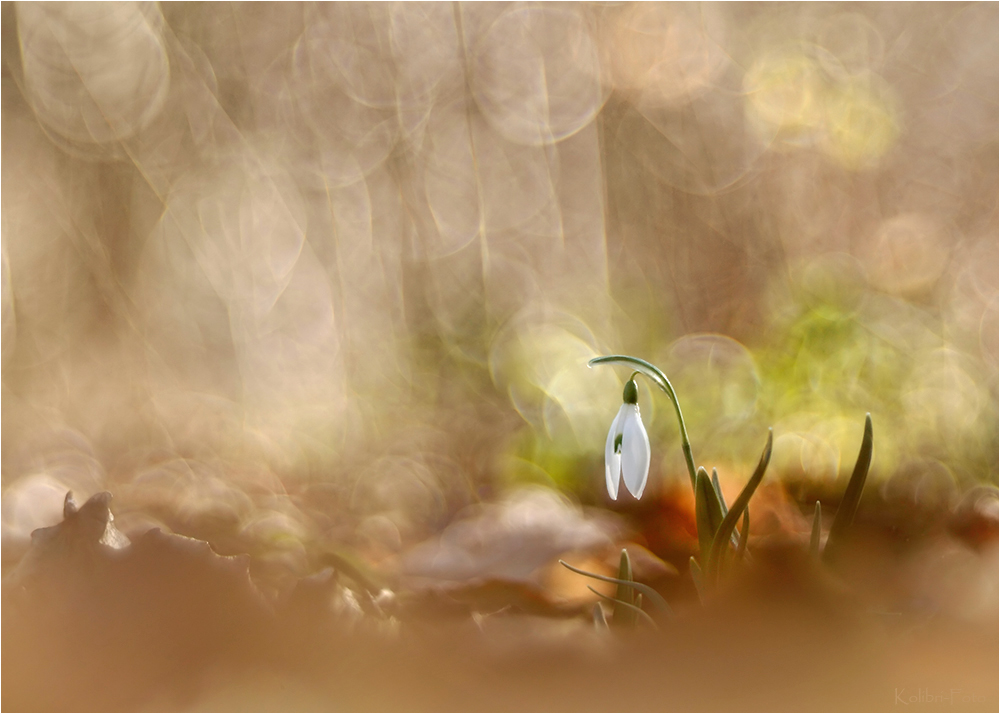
[621,405,651,499]
[604,404,627,500]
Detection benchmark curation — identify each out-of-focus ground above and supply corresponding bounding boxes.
[1,2,997,711]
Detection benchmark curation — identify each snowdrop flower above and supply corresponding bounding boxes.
[605,377,651,500]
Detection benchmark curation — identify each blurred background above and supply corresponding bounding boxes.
[1,2,997,590]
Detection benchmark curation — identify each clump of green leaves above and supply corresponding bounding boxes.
[561,355,874,624]
[560,550,669,630]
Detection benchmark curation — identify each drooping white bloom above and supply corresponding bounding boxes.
[604,379,651,500]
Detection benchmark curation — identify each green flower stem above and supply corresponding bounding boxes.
[589,355,697,492]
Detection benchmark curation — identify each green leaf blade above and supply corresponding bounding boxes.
[689,556,705,604]
[558,560,673,616]
[707,429,773,583]
[695,467,726,571]
[823,414,873,563]
[613,549,636,628]
[735,507,750,567]
[587,587,658,630]
[712,468,729,517]
[809,500,822,558]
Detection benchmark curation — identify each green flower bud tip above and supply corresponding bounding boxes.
[622,378,639,405]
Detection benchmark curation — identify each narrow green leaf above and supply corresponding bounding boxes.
[615,549,634,604]
[721,507,750,576]
[592,602,608,629]
[823,414,873,563]
[689,556,705,604]
[558,560,673,615]
[695,467,726,570]
[712,468,742,548]
[587,587,659,630]
[735,507,750,565]
[809,501,822,558]
[589,355,696,490]
[708,429,773,583]
[711,468,729,517]
[613,549,636,628]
